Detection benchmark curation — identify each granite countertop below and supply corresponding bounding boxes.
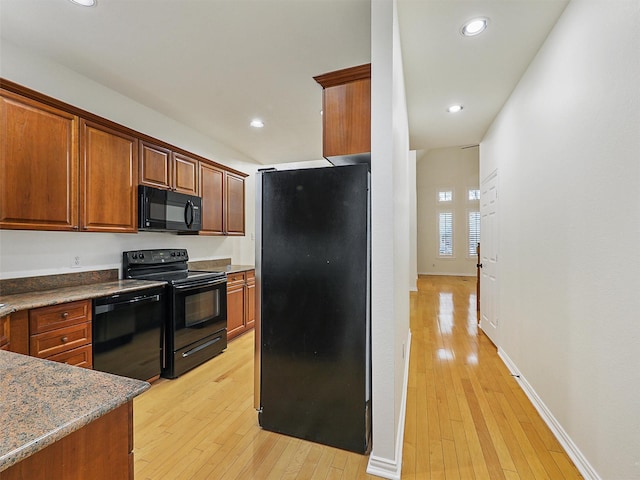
[213,264,255,274]
[189,261,254,275]
[0,350,149,472]
[0,279,166,317]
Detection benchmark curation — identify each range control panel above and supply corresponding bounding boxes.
[123,249,189,266]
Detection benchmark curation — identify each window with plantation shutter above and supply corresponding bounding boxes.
[438,212,453,256]
[438,190,453,202]
[468,211,480,256]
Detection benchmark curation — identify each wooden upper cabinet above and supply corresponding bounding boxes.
[173,152,199,195]
[199,164,245,236]
[225,172,245,236]
[139,141,198,195]
[0,90,79,231]
[80,120,138,232]
[199,162,225,235]
[139,141,172,190]
[313,64,371,158]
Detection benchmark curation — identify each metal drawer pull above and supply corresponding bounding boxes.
[61,336,68,343]
[61,312,69,318]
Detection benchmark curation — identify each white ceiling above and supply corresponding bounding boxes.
[0,0,568,165]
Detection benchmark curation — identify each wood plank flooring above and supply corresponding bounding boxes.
[133,275,582,479]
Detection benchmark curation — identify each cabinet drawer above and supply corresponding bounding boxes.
[227,272,246,286]
[30,300,91,334]
[245,270,255,284]
[30,322,92,358]
[47,344,93,368]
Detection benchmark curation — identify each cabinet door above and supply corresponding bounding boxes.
[1,90,79,231]
[245,270,256,330]
[322,78,371,157]
[199,162,225,235]
[80,120,138,232]
[227,274,246,340]
[139,141,171,189]
[225,172,245,236]
[173,152,199,195]
[0,315,9,351]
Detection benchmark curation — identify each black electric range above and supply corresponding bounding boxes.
[123,249,228,378]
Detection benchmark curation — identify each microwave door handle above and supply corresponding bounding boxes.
[185,200,194,228]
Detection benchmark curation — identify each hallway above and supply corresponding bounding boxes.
[402,275,582,479]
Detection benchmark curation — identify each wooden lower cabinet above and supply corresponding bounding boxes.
[1,402,133,480]
[227,270,255,340]
[28,300,93,368]
[245,270,255,330]
[0,315,9,351]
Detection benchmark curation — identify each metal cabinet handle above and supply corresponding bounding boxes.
[61,312,69,318]
[61,336,68,343]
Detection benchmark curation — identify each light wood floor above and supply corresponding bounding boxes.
[134,275,582,479]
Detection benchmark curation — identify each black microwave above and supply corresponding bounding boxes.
[138,185,202,232]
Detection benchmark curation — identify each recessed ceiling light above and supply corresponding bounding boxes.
[69,0,97,6]
[447,105,463,113]
[250,119,264,128]
[461,17,488,37]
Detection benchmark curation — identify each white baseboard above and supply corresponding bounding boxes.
[367,329,412,480]
[418,271,476,277]
[498,348,602,480]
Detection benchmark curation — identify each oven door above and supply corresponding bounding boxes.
[171,277,227,352]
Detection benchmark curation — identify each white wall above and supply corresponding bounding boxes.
[368,0,412,478]
[416,146,479,276]
[408,150,417,291]
[0,41,258,279]
[480,1,640,479]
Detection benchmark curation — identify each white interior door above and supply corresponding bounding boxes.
[480,172,499,346]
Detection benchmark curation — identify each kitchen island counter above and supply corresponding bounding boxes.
[0,349,149,472]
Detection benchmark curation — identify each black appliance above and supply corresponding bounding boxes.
[123,249,227,378]
[93,286,166,381]
[255,164,371,454]
[138,185,202,232]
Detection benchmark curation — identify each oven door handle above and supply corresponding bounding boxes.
[173,277,226,290]
[94,294,161,314]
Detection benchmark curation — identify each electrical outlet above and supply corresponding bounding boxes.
[71,255,81,268]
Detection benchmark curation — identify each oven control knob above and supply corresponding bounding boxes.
[132,253,138,259]
[171,252,176,257]
[139,252,145,260]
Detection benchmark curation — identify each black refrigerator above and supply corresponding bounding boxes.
[254,164,371,454]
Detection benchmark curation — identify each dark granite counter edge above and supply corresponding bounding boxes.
[0,279,167,317]
[189,261,254,275]
[0,351,149,472]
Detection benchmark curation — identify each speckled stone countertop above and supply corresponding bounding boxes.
[0,350,149,472]
[0,279,166,318]
[189,261,254,275]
